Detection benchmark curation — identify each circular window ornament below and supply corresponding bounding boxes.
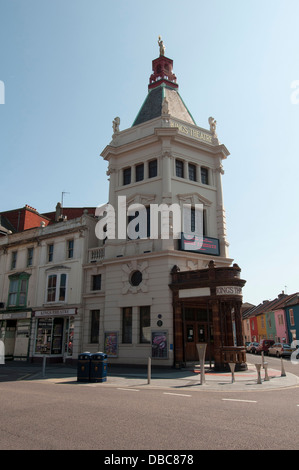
[130,270,143,287]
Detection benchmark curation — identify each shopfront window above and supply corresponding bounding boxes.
[35,318,52,354]
[35,316,74,356]
[65,317,74,355]
[52,318,63,354]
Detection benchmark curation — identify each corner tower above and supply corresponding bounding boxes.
[101,37,230,262]
[86,39,244,368]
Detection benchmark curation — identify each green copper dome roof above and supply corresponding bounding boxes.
[132,84,196,127]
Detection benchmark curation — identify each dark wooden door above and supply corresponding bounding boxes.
[185,322,213,362]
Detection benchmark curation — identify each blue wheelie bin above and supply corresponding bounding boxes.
[77,352,92,382]
[90,352,108,383]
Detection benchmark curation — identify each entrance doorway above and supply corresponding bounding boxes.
[183,307,214,362]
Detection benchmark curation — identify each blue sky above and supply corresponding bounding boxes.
[1,0,299,305]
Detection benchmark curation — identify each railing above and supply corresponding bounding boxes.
[221,346,246,364]
[88,247,105,263]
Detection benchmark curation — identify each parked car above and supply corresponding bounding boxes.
[246,342,259,354]
[255,339,275,355]
[268,343,295,358]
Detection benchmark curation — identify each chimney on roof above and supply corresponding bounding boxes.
[55,202,62,222]
[25,204,37,212]
[278,291,285,299]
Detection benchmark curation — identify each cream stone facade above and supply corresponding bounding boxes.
[0,46,236,367]
[81,49,234,366]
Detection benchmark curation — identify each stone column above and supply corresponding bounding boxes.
[162,151,172,198]
[211,299,222,370]
[215,159,229,258]
[173,299,184,367]
[234,301,244,346]
[107,164,117,208]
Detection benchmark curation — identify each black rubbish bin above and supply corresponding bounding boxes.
[77,352,92,382]
[90,352,108,383]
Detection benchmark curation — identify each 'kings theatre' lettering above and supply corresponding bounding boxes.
[170,120,213,143]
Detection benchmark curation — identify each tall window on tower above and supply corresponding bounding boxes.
[201,167,209,185]
[176,159,184,178]
[148,159,157,178]
[127,206,151,239]
[188,163,196,182]
[135,163,144,182]
[190,207,207,236]
[123,167,131,185]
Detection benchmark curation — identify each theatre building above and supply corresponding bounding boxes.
[82,40,247,370]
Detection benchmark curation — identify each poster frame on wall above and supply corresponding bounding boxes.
[104,331,118,358]
[151,331,168,359]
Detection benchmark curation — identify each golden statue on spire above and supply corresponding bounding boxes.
[158,36,165,56]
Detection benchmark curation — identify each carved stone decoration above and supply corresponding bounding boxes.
[112,117,120,136]
[106,165,116,177]
[208,116,217,137]
[161,97,169,115]
[216,164,224,175]
[186,260,199,271]
[121,261,149,294]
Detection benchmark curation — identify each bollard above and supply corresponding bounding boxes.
[261,351,264,368]
[255,363,262,384]
[281,357,286,377]
[42,355,46,378]
[147,357,151,384]
[229,363,236,383]
[264,362,269,381]
[196,344,207,385]
[200,359,205,385]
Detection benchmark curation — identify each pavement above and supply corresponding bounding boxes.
[1,359,299,391]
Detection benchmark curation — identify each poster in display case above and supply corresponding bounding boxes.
[104,332,118,357]
[35,318,64,355]
[151,331,168,359]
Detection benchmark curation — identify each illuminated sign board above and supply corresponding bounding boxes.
[180,233,220,256]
